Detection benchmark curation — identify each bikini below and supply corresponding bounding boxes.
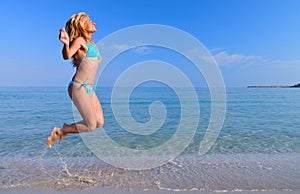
[68,41,101,96]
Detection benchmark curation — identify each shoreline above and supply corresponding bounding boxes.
[1,153,299,193]
[247,84,300,88]
[247,86,299,88]
[1,187,300,194]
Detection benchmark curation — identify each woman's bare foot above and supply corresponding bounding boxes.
[46,127,60,148]
[46,124,74,148]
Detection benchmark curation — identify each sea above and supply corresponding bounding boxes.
[0,87,299,192]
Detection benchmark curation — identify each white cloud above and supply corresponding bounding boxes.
[185,47,265,66]
[212,51,265,66]
[111,44,131,51]
[131,46,153,55]
[211,50,300,69]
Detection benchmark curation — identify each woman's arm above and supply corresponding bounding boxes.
[59,28,85,60]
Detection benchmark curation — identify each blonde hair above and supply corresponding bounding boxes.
[65,12,92,64]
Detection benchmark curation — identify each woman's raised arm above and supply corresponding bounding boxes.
[59,28,85,60]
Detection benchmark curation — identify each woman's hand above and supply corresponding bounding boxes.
[59,29,85,60]
[59,28,69,45]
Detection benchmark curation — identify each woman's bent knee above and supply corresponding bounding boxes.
[97,120,104,128]
[86,121,97,131]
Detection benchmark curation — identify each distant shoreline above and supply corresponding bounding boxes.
[248,84,300,88]
[248,86,292,88]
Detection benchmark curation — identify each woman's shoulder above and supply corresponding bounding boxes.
[71,37,88,51]
[72,37,86,46]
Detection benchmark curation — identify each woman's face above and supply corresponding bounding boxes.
[83,16,96,33]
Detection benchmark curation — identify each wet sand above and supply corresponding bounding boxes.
[1,153,299,193]
[1,187,300,194]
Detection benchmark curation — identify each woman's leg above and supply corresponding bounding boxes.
[46,84,98,147]
[69,84,98,131]
[94,93,104,128]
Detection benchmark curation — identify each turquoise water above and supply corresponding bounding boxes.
[0,87,299,191]
[0,87,299,156]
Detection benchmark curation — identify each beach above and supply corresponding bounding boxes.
[2,0,300,192]
[2,187,300,194]
[1,153,299,193]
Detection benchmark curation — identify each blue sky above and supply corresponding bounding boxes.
[1,0,299,87]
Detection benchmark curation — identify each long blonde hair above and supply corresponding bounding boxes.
[65,12,91,64]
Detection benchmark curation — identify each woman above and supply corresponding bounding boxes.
[46,12,104,148]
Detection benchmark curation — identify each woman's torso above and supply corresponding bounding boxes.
[72,41,101,84]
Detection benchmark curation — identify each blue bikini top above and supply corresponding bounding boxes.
[85,41,101,59]
[74,41,101,65]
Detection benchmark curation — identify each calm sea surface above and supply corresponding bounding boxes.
[0,87,299,192]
